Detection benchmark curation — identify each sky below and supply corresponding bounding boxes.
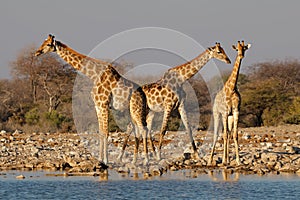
[1,0,300,79]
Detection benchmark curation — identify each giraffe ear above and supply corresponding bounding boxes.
[246,44,251,49]
[232,45,237,50]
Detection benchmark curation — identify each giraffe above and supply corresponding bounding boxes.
[35,34,149,165]
[208,41,251,166]
[122,43,231,161]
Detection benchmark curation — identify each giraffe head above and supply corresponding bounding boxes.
[35,34,56,56]
[232,41,251,58]
[208,42,231,64]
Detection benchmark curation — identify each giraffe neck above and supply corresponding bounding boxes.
[165,49,211,84]
[224,55,243,93]
[55,41,107,81]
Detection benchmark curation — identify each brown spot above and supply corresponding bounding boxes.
[157,97,162,104]
[161,89,167,96]
[98,87,104,94]
[169,79,175,85]
[180,68,186,75]
[192,67,198,73]
[89,71,95,76]
[186,72,193,78]
[111,82,117,88]
[165,74,171,80]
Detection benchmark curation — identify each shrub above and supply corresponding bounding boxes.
[25,108,40,125]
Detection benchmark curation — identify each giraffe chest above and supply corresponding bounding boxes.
[214,90,240,115]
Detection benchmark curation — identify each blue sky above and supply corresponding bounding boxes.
[1,0,300,79]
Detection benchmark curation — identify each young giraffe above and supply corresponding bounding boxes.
[35,34,149,165]
[121,43,231,161]
[209,41,251,166]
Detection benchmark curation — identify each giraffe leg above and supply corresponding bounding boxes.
[227,115,234,164]
[132,125,139,165]
[233,110,241,165]
[129,90,149,165]
[146,111,156,157]
[95,103,109,165]
[99,132,105,163]
[157,106,172,161]
[140,125,149,165]
[178,100,199,159]
[208,112,220,165]
[117,122,133,163]
[222,115,229,165]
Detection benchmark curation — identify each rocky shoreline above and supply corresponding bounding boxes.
[0,125,299,178]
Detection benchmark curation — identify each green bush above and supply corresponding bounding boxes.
[25,108,40,125]
[45,110,66,128]
[284,97,300,124]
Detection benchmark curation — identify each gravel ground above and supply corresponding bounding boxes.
[0,124,299,177]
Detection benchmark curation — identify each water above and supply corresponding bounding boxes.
[0,170,299,199]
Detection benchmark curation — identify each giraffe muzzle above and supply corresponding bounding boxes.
[34,50,43,56]
[226,58,231,64]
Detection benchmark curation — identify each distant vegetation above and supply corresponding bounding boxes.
[0,46,299,133]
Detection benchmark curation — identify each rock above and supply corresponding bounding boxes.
[285,146,295,154]
[149,166,163,176]
[68,167,83,173]
[183,153,191,160]
[261,153,269,163]
[143,172,152,178]
[266,142,273,148]
[0,138,7,143]
[242,132,251,140]
[117,167,130,174]
[255,168,265,176]
[279,163,293,172]
[16,175,25,179]
[170,166,178,171]
[184,159,191,165]
[25,163,34,169]
[266,161,276,170]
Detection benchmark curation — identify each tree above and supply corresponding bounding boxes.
[3,45,76,132]
[240,60,300,126]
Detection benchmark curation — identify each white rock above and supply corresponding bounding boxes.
[266,142,273,148]
[16,175,25,179]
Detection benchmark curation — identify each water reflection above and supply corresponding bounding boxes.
[208,170,240,182]
[95,168,242,181]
